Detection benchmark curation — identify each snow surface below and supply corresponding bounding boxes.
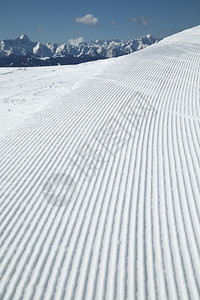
[0,61,108,136]
[0,25,200,300]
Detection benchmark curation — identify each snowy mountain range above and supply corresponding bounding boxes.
[0,34,160,67]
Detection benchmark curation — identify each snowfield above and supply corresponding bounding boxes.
[0,25,200,300]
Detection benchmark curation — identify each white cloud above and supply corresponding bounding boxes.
[140,16,149,27]
[37,26,43,32]
[68,37,84,46]
[131,16,150,28]
[131,18,138,24]
[75,14,99,27]
[108,20,116,25]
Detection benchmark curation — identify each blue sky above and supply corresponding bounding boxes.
[0,0,199,44]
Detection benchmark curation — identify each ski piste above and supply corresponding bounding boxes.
[0,25,200,300]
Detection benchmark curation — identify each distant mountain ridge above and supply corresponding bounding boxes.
[0,34,161,67]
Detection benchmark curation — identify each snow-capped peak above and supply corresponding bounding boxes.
[19,34,30,41]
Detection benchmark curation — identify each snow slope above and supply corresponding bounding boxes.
[0,61,108,136]
[0,25,200,300]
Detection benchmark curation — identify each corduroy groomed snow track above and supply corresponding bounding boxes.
[0,26,200,300]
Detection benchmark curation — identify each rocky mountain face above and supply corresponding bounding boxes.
[0,34,160,67]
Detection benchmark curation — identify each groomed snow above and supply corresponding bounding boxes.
[0,26,200,300]
[0,60,109,136]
